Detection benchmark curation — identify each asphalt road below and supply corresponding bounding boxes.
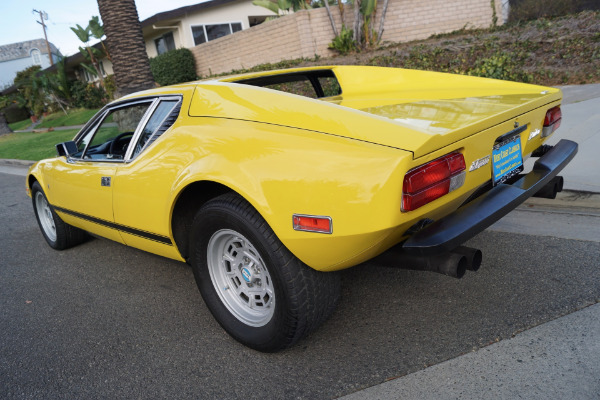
[1,170,600,399]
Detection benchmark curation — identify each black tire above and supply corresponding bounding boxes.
[31,181,87,250]
[189,193,340,352]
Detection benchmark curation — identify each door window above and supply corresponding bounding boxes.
[75,102,152,161]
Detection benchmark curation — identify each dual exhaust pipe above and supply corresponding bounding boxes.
[374,245,482,279]
[533,176,564,199]
[374,174,566,278]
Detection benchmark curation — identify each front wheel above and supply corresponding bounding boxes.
[189,193,340,352]
[31,181,87,250]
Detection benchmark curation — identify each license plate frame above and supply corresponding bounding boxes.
[492,135,523,185]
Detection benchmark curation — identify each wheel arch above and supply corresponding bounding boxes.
[170,180,235,261]
[27,173,38,189]
[27,171,44,199]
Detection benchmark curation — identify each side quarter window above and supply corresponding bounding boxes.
[130,99,181,159]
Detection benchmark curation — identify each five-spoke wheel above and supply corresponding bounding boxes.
[207,229,275,327]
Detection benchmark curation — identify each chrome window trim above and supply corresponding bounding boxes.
[123,99,161,161]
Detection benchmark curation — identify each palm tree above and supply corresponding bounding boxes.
[97,0,155,97]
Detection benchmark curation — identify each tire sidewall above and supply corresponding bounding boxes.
[31,182,61,249]
[190,203,293,351]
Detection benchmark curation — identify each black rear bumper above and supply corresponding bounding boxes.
[402,139,578,256]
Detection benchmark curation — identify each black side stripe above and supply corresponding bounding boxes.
[53,206,173,246]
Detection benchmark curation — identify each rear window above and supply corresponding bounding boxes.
[232,70,341,99]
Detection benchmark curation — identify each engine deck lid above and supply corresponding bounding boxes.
[194,66,561,158]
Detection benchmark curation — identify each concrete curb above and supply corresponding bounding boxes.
[14,124,85,133]
[0,159,35,167]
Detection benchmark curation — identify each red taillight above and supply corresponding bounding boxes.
[293,215,332,234]
[542,106,562,137]
[402,152,466,212]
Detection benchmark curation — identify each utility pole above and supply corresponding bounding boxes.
[32,9,54,66]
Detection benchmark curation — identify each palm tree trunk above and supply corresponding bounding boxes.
[353,0,362,42]
[97,0,155,98]
[377,0,390,41]
[324,0,339,36]
[338,0,345,27]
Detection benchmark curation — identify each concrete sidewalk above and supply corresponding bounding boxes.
[341,303,600,400]
[537,84,600,193]
[14,124,85,133]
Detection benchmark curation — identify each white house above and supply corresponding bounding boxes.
[0,39,61,89]
[81,0,275,82]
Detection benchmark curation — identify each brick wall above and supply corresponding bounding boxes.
[190,0,504,77]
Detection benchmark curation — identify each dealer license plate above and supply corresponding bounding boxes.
[492,135,523,185]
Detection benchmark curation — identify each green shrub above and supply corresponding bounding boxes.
[2,104,30,123]
[69,80,107,109]
[104,74,117,100]
[328,26,357,55]
[150,48,198,86]
[468,53,532,82]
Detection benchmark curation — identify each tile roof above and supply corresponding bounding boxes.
[0,39,60,63]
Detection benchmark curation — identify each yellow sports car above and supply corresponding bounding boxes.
[26,66,577,352]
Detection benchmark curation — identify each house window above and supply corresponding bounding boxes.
[99,61,107,77]
[31,49,42,65]
[155,32,176,55]
[191,22,243,46]
[82,67,92,82]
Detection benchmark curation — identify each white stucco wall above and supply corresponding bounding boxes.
[80,58,114,83]
[143,0,274,58]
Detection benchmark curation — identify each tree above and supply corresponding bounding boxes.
[0,97,13,135]
[71,22,106,87]
[97,0,155,97]
[324,0,390,53]
[88,16,112,63]
[14,66,45,117]
[252,0,311,16]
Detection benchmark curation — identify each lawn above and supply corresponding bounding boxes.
[0,129,79,161]
[8,119,32,131]
[36,108,100,129]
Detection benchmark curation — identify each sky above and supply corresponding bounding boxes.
[0,0,204,57]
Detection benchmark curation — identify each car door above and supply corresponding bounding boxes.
[47,99,155,243]
[111,96,184,260]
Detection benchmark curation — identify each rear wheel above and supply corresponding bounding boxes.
[189,193,340,352]
[31,182,87,250]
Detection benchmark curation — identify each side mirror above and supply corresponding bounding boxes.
[56,141,78,157]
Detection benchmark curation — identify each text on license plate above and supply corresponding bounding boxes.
[492,136,523,185]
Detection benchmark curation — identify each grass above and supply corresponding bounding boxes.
[0,129,79,161]
[8,119,33,131]
[36,108,100,129]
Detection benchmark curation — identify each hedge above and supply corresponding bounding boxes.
[150,48,198,86]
